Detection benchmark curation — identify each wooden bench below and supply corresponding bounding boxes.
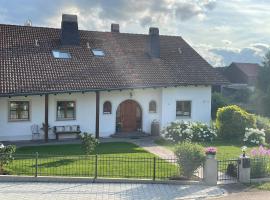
[53,125,81,140]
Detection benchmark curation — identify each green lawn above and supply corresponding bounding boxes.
[155,138,255,160]
[250,182,270,190]
[5,142,179,180]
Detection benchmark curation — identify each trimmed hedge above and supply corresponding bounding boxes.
[216,105,256,141]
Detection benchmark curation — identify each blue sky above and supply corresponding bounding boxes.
[0,0,269,67]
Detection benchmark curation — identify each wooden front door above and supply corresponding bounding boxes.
[116,100,142,132]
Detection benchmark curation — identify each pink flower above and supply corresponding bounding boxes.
[205,147,217,154]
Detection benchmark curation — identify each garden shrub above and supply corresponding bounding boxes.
[79,132,99,155]
[0,144,16,174]
[265,129,270,144]
[243,128,265,145]
[216,105,256,141]
[191,122,216,142]
[162,121,193,142]
[256,115,270,129]
[250,146,270,178]
[162,121,216,143]
[174,142,205,178]
[211,92,229,119]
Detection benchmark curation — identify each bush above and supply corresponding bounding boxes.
[211,92,229,119]
[256,115,270,130]
[174,142,205,178]
[216,105,256,141]
[79,133,99,155]
[243,128,265,145]
[162,121,193,142]
[250,146,270,178]
[162,121,216,143]
[265,129,270,144]
[0,144,16,174]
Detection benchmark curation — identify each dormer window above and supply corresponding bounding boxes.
[52,50,71,59]
[92,49,105,57]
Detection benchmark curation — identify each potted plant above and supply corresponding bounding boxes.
[205,147,217,159]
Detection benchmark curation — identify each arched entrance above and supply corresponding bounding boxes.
[116,100,142,132]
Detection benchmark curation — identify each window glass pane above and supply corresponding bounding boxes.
[149,101,157,112]
[92,49,105,56]
[57,101,75,120]
[9,101,29,120]
[103,101,112,114]
[176,101,191,117]
[52,50,71,59]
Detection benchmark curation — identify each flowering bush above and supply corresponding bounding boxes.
[79,132,99,155]
[162,121,216,143]
[250,146,270,178]
[205,147,217,155]
[243,128,265,145]
[192,123,217,142]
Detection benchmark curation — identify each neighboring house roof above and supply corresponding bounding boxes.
[0,23,228,96]
[230,62,260,78]
[224,62,261,85]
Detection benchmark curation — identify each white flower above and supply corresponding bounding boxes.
[241,146,247,151]
[0,143,4,149]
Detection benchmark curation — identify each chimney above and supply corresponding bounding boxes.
[111,23,120,33]
[61,14,80,46]
[149,27,160,58]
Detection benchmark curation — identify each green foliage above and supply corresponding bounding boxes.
[211,92,229,119]
[216,105,256,141]
[265,129,270,144]
[243,128,265,145]
[174,142,205,178]
[0,144,16,174]
[162,121,216,143]
[191,122,217,142]
[256,115,270,129]
[257,51,270,93]
[256,51,270,117]
[229,88,252,103]
[251,158,269,178]
[79,133,99,155]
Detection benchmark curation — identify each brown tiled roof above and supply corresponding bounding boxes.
[0,24,228,96]
[231,62,260,77]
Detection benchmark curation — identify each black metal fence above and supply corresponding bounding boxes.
[250,157,270,179]
[0,153,205,181]
[217,159,239,182]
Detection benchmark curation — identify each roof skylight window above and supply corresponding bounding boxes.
[92,49,105,57]
[52,50,71,59]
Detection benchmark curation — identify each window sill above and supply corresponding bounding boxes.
[8,119,30,122]
[56,118,76,121]
[176,116,191,119]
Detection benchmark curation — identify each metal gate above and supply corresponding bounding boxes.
[217,159,239,183]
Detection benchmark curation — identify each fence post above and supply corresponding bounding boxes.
[203,157,218,186]
[35,152,38,177]
[238,157,251,183]
[94,154,98,179]
[153,157,156,181]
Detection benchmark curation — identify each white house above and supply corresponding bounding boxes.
[0,14,227,141]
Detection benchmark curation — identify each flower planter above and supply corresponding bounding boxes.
[206,154,216,159]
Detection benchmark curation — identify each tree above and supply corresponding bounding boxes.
[211,92,229,119]
[256,51,270,117]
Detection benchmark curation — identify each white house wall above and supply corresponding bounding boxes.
[0,86,211,141]
[160,86,212,128]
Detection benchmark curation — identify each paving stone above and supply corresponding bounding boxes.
[0,182,226,200]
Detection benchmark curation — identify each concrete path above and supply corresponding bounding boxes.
[0,182,226,200]
[130,137,176,159]
[210,184,270,200]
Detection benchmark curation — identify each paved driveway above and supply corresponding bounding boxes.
[0,182,226,200]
